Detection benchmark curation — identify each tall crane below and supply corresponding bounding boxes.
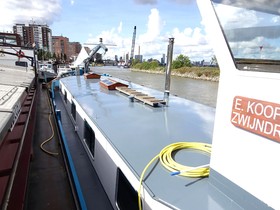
[83,38,108,73]
[130,26,136,62]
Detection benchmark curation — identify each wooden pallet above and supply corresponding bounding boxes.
[116,86,166,107]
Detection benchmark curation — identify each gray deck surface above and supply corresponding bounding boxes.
[25,85,76,210]
[25,83,113,210]
[59,75,243,209]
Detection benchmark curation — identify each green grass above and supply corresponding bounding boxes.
[174,66,220,77]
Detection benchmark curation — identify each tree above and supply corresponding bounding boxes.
[172,54,192,69]
[37,49,52,61]
[149,60,159,69]
[131,58,140,67]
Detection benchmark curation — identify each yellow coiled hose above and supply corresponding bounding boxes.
[138,142,211,210]
[40,89,59,156]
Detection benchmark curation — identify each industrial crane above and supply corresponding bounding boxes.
[83,38,108,73]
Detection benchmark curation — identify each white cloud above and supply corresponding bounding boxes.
[272,16,280,23]
[87,7,213,62]
[169,27,212,60]
[214,4,258,29]
[0,0,61,32]
[139,8,163,43]
[117,21,123,33]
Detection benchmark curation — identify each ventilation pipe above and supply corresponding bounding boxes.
[164,38,174,103]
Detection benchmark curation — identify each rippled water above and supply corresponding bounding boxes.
[92,66,219,108]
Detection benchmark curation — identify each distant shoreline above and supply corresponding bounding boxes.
[130,68,220,82]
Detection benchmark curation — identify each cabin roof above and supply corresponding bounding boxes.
[59,75,243,209]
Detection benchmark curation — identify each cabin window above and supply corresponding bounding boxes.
[71,101,76,121]
[212,0,280,73]
[64,91,67,104]
[84,120,95,158]
[116,168,139,210]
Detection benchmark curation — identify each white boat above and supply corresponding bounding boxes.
[1,0,279,209]
[0,45,37,210]
[48,0,280,208]
[57,64,74,77]
[38,62,57,81]
[196,0,280,209]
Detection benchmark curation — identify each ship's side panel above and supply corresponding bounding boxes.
[0,48,36,209]
[197,0,280,209]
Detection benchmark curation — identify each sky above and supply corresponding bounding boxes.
[0,0,214,61]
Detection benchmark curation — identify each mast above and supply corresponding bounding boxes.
[164,38,175,101]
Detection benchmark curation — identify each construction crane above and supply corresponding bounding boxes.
[82,38,108,73]
[130,26,136,62]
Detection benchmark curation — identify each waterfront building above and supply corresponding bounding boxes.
[68,42,82,62]
[13,23,52,52]
[52,36,70,62]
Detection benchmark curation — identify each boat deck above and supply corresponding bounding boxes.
[24,84,76,210]
[25,83,113,209]
[57,75,244,209]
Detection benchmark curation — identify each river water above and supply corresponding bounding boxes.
[92,66,219,108]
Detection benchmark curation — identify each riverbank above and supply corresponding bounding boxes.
[131,67,220,82]
[93,66,218,107]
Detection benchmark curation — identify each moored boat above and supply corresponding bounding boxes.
[1,0,279,209]
[0,45,37,210]
[49,0,280,209]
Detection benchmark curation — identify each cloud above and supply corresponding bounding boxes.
[134,0,157,5]
[70,0,74,5]
[214,4,258,30]
[216,0,280,16]
[213,2,280,60]
[225,25,280,42]
[117,21,123,33]
[272,16,280,23]
[139,8,163,43]
[0,0,61,32]
[85,7,213,62]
